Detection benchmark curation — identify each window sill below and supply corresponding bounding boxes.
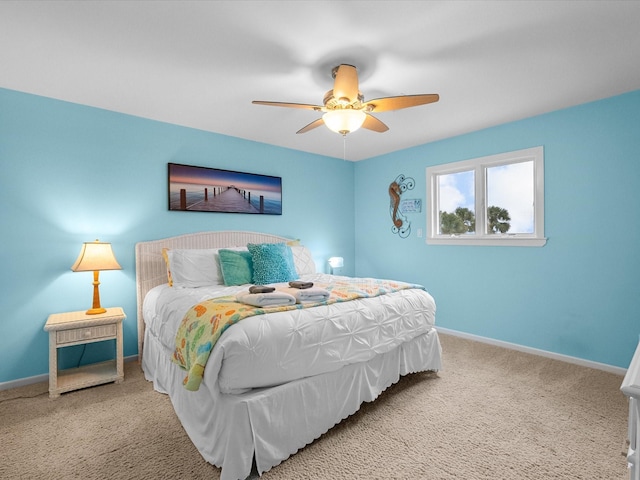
[426,236,547,247]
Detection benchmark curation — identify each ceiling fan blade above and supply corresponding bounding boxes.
[252,100,322,111]
[296,118,325,134]
[332,64,359,103]
[362,114,389,133]
[364,94,439,113]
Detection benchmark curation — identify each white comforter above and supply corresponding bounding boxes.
[143,273,436,394]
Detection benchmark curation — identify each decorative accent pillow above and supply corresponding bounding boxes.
[163,248,223,288]
[247,242,299,285]
[219,249,254,286]
[161,248,174,286]
[290,245,316,275]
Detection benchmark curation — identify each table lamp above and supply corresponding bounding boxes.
[71,240,122,315]
[328,256,344,274]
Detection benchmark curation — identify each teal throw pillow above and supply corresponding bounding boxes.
[247,242,299,285]
[219,249,254,286]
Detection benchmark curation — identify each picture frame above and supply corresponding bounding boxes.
[168,163,282,215]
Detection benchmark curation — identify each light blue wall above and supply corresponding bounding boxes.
[2,87,638,385]
[354,89,640,369]
[0,88,355,384]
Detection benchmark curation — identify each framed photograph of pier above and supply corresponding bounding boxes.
[168,163,282,215]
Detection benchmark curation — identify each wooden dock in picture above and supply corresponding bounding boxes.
[179,187,263,213]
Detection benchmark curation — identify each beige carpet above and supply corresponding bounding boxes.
[0,334,630,479]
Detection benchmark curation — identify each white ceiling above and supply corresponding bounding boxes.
[1,1,639,161]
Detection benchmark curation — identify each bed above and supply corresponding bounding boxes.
[136,231,442,480]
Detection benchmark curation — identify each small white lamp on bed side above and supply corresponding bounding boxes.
[328,256,344,274]
[71,240,122,315]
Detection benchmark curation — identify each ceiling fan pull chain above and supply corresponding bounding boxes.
[343,134,346,161]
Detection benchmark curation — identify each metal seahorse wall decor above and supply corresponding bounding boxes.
[389,174,415,238]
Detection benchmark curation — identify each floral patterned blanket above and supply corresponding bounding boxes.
[172,278,422,391]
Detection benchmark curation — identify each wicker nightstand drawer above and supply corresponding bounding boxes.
[56,324,117,345]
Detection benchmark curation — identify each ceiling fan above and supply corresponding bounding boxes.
[252,64,439,136]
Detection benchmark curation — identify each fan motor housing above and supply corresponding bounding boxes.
[323,90,364,110]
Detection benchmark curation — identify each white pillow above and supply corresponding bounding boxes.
[290,245,316,275]
[166,248,223,287]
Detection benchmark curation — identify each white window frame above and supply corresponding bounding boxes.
[426,146,546,247]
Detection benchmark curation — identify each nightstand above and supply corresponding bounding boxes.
[44,307,125,398]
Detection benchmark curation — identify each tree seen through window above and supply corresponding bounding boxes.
[439,206,511,235]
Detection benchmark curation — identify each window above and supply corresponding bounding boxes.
[426,146,546,246]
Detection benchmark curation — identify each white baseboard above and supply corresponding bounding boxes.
[0,355,139,391]
[437,327,627,376]
[0,372,49,391]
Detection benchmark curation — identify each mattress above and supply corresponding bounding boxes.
[143,273,437,394]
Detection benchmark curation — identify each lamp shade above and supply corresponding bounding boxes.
[71,240,122,272]
[328,256,344,269]
[322,109,366,135]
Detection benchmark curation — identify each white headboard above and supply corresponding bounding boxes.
[135,230,292,361]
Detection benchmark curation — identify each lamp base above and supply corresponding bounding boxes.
[86,307,107,315]
[86,270,107,315]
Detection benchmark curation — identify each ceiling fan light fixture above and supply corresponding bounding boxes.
[322,109,366,135]
[252,63,438,136]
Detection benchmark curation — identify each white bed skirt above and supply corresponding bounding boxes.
[142,327,442,480]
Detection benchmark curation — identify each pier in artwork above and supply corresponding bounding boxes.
[178,187,263,213]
